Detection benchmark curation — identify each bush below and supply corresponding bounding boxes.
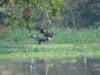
[28,24,34,29]
[4,18,10,26]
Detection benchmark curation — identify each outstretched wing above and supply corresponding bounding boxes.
[30,35,41,41]
[40,28,49,34]
[30,22,37,28]
[44,31,54,38]
[30,22,41,30]
[36,26,41,30]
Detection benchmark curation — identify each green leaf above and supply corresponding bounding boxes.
[4,18,10,25]
[30,13,36,19]
[21,7,24,11]
[13,20,18,26]
[29,3,31,7]
[21,19,26,26]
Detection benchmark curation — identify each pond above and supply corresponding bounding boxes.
[0,54,100,75]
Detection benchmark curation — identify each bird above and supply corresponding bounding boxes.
[30,35,51,44]
[40,28,54,38]
[44,31,54,38]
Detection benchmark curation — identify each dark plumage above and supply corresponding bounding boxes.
[44,31,54,38]
[30,35,51,44]
[40,28,54,38]
[30,22,41,30]
[40,28,48,34]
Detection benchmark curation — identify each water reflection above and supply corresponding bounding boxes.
[0,57,100,75]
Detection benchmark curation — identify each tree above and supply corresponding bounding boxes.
[13,0,64,22]
[0,0,65,28]
[62,0,87,29]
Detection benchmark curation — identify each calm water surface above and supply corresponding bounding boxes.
[0,56,100,75]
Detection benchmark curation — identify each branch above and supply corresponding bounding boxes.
[40,20,50,26]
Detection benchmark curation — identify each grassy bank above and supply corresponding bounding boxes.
[0,50,100,59]
[0,27,100,54]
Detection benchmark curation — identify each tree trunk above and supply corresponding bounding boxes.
[45,8,51,25]
[70,9,76,29]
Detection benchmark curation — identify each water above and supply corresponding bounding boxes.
[0,56,100,75]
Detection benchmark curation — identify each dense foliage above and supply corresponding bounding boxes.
[0,0,100,29]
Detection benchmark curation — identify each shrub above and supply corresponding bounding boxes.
[4,18,10,26]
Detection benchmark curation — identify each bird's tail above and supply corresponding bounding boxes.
[30,35,36,39]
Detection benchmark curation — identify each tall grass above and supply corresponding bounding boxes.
[49,27,100,44]
[0,26,100,45]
